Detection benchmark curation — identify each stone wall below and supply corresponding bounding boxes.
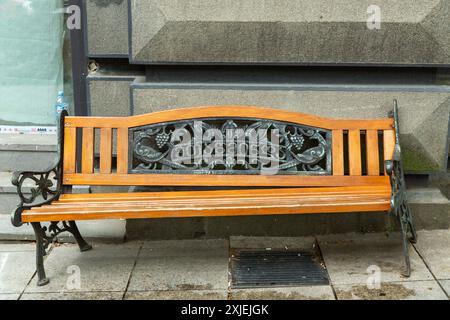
[128,0,450,65]
[81,0,450,237]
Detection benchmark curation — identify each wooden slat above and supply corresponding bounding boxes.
[63,173,390,187]
[51,191,391,207]
[99,128,112,174]
[81,127,94,174]
[23,183,392,220]
[116,127,128,174]
[63,127,77,174]
[51,196,391,209]
[30,194,391,212]
[332,129,344,175]
[64,106,394,130]
[366,130,380,175]
[22,199,391,222]
[57,185,390,202]
[348,129,362,175]
[383,130,396,161]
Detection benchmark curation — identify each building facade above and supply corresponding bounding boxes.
[0,0,449,239]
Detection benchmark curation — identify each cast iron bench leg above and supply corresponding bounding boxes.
[31,222,49,286]
[31,221,92,286]
[398,203,418,278]
[69,221,93,252]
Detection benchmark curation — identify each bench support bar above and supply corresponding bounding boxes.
[386,100,418,278]
[31,221,92,286]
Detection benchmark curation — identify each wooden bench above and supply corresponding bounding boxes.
[11,101,417,286]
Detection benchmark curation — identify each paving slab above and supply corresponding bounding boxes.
[0,242,35,252]
[438,280,450,297]
[141,239,228,257]
[317,232,433,285]
[230,236,315,250]
[56,220,126,243]
[229,286,335,300]
[335,280,448,300]
[414,230,450,280]
[0,293,20,300]
[20,291,123,300]
[0,250,36,294]
[128,239,228,292]
[24,242,141,293]
[125,290,227,300]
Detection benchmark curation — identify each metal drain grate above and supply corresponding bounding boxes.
[230,249,329,288]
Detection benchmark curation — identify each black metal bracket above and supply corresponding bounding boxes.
[385,100,418,278]
[31,221,92,286]
[10,110,67,227]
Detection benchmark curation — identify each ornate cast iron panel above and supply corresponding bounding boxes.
[129,118,331,175]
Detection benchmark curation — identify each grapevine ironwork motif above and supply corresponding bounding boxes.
[130,118,331,175]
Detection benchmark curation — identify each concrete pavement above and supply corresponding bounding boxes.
[0,230,449,300]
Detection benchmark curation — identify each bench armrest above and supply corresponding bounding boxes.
[11,110,67,227]
[11,162,63,227]
[384,144,401,176]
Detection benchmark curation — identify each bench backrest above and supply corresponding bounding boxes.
[61,106,394,187]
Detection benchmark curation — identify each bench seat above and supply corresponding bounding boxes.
[22,186,391,222]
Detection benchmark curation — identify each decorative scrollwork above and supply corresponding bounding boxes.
[385,100,417,277]
[31,220,92,285]
[37,221,73,251]
[131,118,331,175]
[10,110,67,227]
[12,168,60,205]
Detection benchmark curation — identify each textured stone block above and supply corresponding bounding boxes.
[87,72,141,154]
[85,0,128,56]
[87,74,136,117]
[131,83,450,172]
[129,0,450,64]
[408,188,450,230]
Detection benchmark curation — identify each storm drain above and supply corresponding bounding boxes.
[230,249,329,288]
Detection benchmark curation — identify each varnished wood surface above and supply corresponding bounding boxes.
[81,128,94,174]
[116,127,128,174]
[63,127,76,174]
[64,105,394,130]
[383,130,396,161]
[99,128,112,174]
[62,173,390,187]
[22,186,390,222]
[62,105,395,181]
[25,106,397,223]
[332,129,344,176]
[366,130,380,175]
[57,185,390,202]
[348,129,362,176]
